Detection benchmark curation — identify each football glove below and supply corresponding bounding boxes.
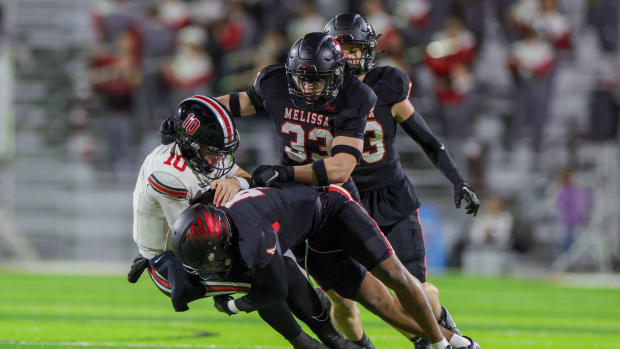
[189,188,216,205]
[251,165,294,187]
[454,183,480,216]
[149,251,206,312]
[127,254,149,283]
[213,295,239,316]
[160,117,176,145]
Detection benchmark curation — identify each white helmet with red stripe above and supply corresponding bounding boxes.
[173,95,240,180]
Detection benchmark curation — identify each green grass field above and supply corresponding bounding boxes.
[1,270,619,349]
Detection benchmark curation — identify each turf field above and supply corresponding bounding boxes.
[0,270,619,349]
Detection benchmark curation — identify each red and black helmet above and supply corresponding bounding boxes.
[173,95,240,180]
[170,203,235,280]
[324,13,377,76]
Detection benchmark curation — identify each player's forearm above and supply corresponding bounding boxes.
[399,112,464,185]
[215,92,256,117]
[292,154,356,185]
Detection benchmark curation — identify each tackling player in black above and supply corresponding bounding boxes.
[171,185,472,349]
[215,32,376,198]
[324,13,481,349]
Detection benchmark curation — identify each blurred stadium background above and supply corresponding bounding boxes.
[0,0,619,280]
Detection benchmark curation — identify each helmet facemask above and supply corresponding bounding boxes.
[286,65,344,110]
[338,38,376,76]
[176,127,239,181]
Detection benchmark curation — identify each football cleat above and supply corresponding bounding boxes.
[462,336,481,349]
[412,336,429,349]
[438,306,461,335]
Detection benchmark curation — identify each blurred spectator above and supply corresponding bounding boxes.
[555,168,590,255]
[162,26,213,100]
[138,6,176,124]
[191,0,228,26]
[157,0,191,30]
[393,0,432,45]
[89,29,142,174]
[534,0,572,50]
[424,16,476,139]
[469,195,514,249]
[363,0,397,49]
[506,27,554,156]
[287,1,325,43]
[587,0,619,54]
[588,57,619,141]
[91,0,137,45]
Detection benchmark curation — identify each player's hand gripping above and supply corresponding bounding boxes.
[251,165,294,187]
[210,177,241,206]
[127,254,149,283]
[213,295,239,316]
[454,183,480,216]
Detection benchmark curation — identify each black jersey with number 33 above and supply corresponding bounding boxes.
[352,66,413,192]
[248,65,377,166]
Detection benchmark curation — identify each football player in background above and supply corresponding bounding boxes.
[324,13,480,349]
[128,95,358,349]
[171,184,467,349]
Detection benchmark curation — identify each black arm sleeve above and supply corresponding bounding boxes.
[399,112,465,185]
[234,250,288,312]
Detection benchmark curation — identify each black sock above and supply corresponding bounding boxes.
[283,256,331,333]
[354,332,375,349]
[257,302,302,340]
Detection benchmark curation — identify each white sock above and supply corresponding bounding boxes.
[430,338,450,349]
[449,334,471,348]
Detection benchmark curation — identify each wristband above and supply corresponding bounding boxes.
[229,92,241,118]
[228,299,240,314]
[233,176,250,190]
[312,159,330,186]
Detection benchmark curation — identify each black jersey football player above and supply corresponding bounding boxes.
[215,32,376,198]
[324,13,481,349]
[171,185,470,349]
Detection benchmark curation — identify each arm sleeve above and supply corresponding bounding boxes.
[399,113,465,185]
[334,84,376,139]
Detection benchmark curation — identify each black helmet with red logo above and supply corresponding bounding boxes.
[324,13,377,76]
[170,203,235,280]
[172,95,240,180]
[285,32,345,110]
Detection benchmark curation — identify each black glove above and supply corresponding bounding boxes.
[149,251,206,312]
[213,295,239,316]
[160,117,176,145]
[251,165,294,187]
[454,183,480,216]
[190,188,216,205]
[128,254,149,283]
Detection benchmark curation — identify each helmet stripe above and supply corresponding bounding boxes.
[195,215,207,239]
[203,212,215,238]
[190,95,234,144]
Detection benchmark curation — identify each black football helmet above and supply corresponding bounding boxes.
[170,203,235,281]
[173,95,240,180]
[285,32,345,110]
[323,13,377,76]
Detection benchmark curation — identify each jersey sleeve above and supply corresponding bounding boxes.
[246,64,283,112]
[376,66,412,105]
[139,171,190,257]
[334,80,377,139]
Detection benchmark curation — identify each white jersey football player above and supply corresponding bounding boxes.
[130,95,250,298]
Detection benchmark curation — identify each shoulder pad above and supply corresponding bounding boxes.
[367,66,412,105]
[147,170,189,200]
[344,76,377,117]
[252,64,287,98]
